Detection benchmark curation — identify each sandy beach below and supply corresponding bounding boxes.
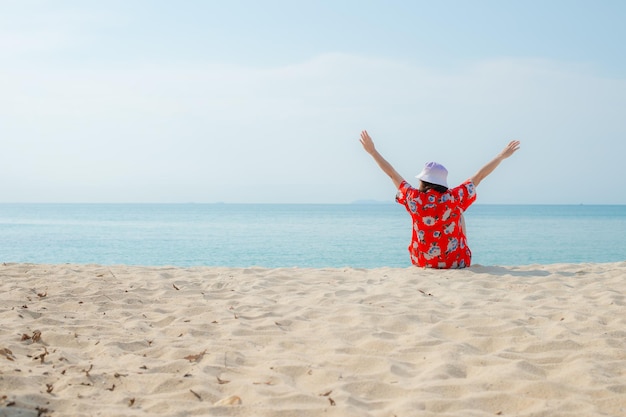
[1,262,625,417]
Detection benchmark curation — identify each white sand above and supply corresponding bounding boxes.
[1,262,625,417]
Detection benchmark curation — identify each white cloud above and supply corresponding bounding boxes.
[1,53,625,203]
[0,31,71,53]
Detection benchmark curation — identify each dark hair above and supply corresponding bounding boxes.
[419,180,448,193]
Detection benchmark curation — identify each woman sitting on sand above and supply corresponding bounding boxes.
[360,130,520,269]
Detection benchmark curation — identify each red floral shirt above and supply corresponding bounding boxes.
[396,180,477,269]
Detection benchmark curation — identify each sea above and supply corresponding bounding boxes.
[1,204,625,268]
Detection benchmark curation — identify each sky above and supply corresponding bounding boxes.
[1,0,625,204]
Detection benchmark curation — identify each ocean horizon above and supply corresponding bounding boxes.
[1,203,625,268]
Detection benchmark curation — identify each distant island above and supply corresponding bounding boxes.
[350,199,394,205]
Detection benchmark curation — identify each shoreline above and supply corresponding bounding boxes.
[1,262,625,416]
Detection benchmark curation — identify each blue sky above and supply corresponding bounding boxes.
[1,0,625,203]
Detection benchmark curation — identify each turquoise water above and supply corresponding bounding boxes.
[1,204,625,267]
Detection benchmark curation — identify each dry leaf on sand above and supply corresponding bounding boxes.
[0,348,16,361]
[184,350,207,362]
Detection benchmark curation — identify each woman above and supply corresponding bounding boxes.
[360,130,520,268]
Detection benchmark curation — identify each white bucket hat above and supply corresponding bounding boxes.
[415,162,448,187]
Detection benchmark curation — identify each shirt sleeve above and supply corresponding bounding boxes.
[395,180,412,206]
[455,179,477,211]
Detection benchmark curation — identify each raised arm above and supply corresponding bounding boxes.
[470,140,521,187]
[360,130,405,189]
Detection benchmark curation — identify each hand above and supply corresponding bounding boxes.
[498,140,521,159]
[360,130,376,154]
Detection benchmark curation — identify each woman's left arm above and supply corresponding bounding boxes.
[470,140,521,187]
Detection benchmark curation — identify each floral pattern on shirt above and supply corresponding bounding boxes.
[396,180,477,269]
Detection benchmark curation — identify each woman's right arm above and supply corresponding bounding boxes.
[360,130,405,189]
